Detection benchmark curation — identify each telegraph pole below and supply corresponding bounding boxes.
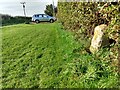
[20,2,26,18]
[52,0,55,16]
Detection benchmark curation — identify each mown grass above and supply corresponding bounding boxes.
[2,23,119,88]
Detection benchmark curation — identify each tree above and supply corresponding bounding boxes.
[44,4,53,16]
[44,4,57,16]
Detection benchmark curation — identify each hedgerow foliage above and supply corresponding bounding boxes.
[57,2,120,41]
[1,14,31,26]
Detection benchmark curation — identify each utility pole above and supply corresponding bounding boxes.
[20,2,26,18]
[52,0,55,16]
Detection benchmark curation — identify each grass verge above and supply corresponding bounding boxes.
[2,23,119,88]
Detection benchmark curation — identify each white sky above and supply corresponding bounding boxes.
[0,0,58,17]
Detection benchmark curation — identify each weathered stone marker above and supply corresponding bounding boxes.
[90,24,107,54]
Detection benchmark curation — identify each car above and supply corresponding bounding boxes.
[31,14,57,23]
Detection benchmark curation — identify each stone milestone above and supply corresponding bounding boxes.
[90,24,107,54]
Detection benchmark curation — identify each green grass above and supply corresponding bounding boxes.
[2,23,119,88]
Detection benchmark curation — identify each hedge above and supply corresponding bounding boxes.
[57,2,120,41]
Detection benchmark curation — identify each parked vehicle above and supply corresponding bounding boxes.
[32,14,57,23]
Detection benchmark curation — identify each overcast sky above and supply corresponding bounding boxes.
[0,0,58,17]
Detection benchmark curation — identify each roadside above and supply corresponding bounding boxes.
[2,23,118,88]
